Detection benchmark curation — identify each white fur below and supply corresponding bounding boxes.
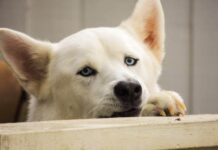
[27,27,160,121]
[0,0,186,121]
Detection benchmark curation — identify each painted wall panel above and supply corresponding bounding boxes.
[160,0,191,108]
[26,0,81,42]
[0,0,26,32]
[192,0,218,113]
[83,0,136,27]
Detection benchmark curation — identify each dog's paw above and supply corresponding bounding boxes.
[141,91,187,116]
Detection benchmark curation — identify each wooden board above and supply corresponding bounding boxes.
[0,115,218,150]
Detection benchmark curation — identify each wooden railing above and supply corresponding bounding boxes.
[1,115,218,150]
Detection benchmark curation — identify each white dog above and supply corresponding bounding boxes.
[0,0,186,121]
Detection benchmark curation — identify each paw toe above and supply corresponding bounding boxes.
[141,91,187,117]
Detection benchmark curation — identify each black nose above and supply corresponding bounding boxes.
[114,81,142,106]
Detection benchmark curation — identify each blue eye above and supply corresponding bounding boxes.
[125,57,139,66]
[78,67,97,77]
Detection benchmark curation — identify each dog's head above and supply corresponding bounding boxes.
[0,0,165,119]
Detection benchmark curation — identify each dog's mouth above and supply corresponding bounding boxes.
[99,107,141,118]
[111,108,141,117]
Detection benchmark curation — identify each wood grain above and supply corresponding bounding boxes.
[0,115,218,150]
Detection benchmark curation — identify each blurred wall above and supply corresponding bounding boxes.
[0,0,218,114]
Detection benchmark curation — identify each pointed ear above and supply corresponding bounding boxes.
[121,0,165,62]
[0,28,52,96]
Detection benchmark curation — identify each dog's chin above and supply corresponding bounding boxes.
[99,107,141,118]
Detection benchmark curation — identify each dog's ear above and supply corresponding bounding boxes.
[121,0,165,62]
[0,28,52,96]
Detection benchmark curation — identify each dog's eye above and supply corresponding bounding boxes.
[78,67,97,77]
[125,57,139,66]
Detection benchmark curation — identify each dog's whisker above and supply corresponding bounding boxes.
[86,97,106,117]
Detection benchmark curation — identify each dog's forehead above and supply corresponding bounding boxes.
[56,27,143,57]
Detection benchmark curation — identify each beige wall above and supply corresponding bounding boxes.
[0,0,217,114]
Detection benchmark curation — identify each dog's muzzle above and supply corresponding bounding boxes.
[111,81,142,117]
[114,81,142,106]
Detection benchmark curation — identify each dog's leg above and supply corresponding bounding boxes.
[141,91,187,116]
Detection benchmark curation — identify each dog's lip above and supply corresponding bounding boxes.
[111,108,141,117]
[99,107,141,118]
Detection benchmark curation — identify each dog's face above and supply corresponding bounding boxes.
[51,27,160,118]
[0,0,165,120]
